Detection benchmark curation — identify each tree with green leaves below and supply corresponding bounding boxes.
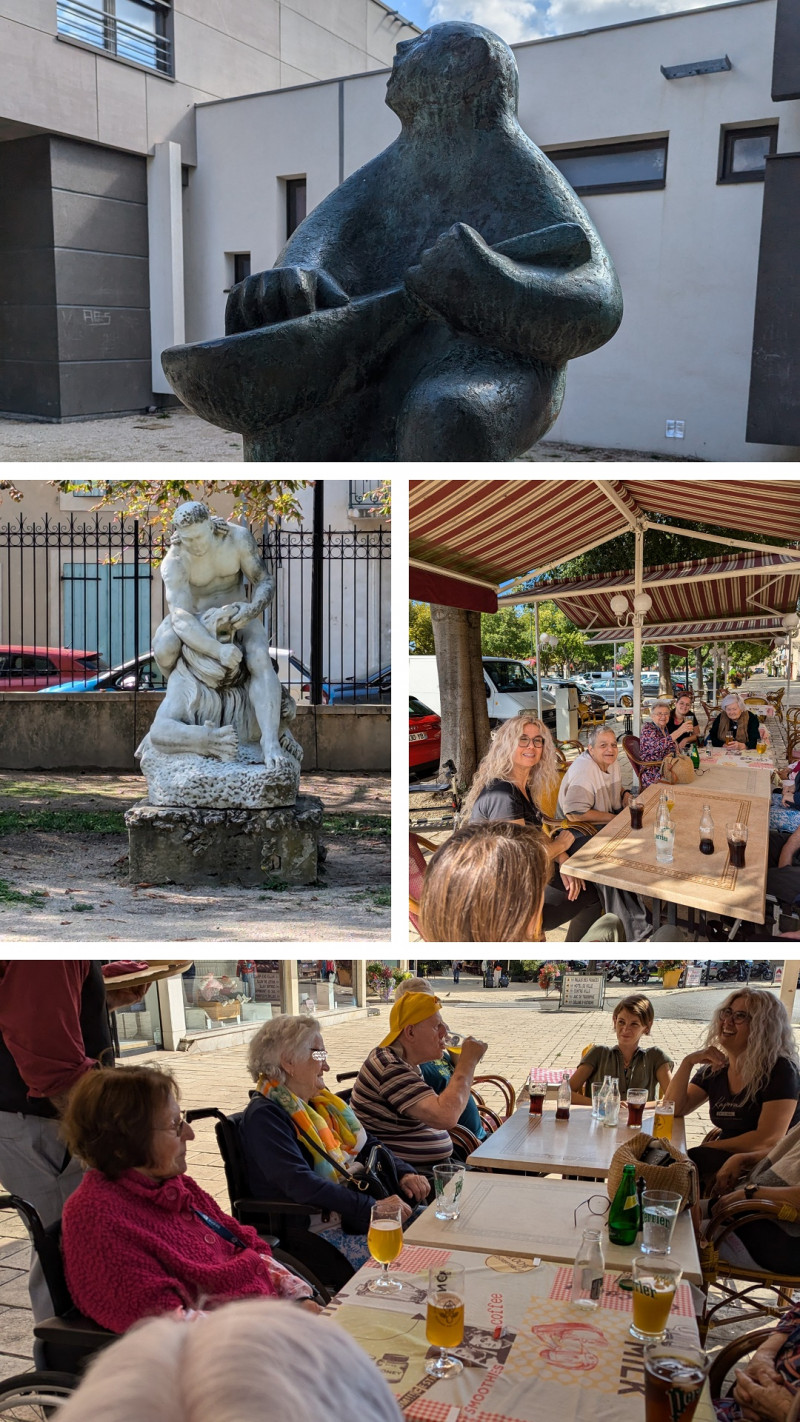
[57,479,310,529]
[409,601,435,654]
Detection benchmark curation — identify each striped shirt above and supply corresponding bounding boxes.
[350,1047,452,1169]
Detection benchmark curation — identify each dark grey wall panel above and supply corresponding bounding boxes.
[0,361,61,418]
[747,153,800,446]
[0,251,57,308]
[0,190,55,251]
[773,0,800,101]
[0,306,59,362]
[51,138,147,205]
[57,306,150,362]
[55,250,149,308]
[0,135,53,195]
[53,190,149,257]
[60,359,153,417]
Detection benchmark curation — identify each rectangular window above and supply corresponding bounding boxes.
[286,179,307,239]
[233,253,251,285]
[547,138,668,195]
[718,123,778,183]
[56,0,172,75]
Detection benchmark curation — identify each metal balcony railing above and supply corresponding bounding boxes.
[57,0,172,74]
[348,481,384,514]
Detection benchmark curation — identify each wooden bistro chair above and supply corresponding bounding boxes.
[409,832,437,934]
[621,733,664,788]
[768,688,786,724]
[698,1195,800,1342]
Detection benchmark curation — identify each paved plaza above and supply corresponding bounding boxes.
[0,970,792,1380]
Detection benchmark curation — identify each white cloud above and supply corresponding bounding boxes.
[426,0,720,40]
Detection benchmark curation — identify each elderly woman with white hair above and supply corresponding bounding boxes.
[239,1017,429,1279]
[557,725,633,825]
[709,693,761,750]
[54,1299,404,1422]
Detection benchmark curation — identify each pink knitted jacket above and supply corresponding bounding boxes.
[61,1167,308,1333]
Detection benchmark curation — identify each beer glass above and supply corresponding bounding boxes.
[652,1099,675,1141]
[529,1082,547,1116]
[726,821,748,868]
[629,795,644,830]
[631,1256,682,1340]
[367,1200,404,1295]
[625,1088,647,1128]
[644,1344,710,1422]
[426,1264,465,1377]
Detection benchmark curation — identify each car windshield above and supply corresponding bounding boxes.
[487,661,537,693]
[77,654,108,672]
[410,696,435,717]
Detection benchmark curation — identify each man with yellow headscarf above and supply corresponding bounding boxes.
[351,993,487,1173]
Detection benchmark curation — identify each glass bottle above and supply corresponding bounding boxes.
[597,1073,615,1122]
[556,1070,571,1121]
[690,742,701,771]
[699,804,715,855]
[602,1078,621,1128]
[571,1228,605,1310]
[656,790,669,828]
[608,1162,640,1245]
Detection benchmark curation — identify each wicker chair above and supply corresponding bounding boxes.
[409,832,437,934]
[768,688,786,724]
[698,1196,800,1342]
[621,733,664,787]
[472,1075,516,1121]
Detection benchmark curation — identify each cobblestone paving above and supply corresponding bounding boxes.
[2,970,792,1377]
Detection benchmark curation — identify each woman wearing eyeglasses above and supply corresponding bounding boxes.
[60,1065,319,1334]
[240,1018,430,1284]
[663,990,800,1192]
[462,714,601,940]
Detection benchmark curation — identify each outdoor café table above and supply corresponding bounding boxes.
[405,1173,702,1282]
[683,755,774,799]
[566,778,769,933]
[324,1243,713,1422]
[466,1103,686,1178]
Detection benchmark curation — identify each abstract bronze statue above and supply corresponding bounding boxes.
[163,22,622,461]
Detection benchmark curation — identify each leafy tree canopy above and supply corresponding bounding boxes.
[409,600,435,654]
[57,479,310,529]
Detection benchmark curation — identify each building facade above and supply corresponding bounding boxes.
[0,0,417,420]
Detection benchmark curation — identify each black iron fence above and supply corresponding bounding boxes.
[0,514,390,706]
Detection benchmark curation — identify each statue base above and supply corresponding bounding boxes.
[125,795,323,887]
[138,743,301,810]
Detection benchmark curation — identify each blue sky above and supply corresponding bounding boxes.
[396,0,719,42]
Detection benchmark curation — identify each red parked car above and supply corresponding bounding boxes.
[410,695,441,777]
[0,645,107,690]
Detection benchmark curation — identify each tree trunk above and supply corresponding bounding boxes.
[657,646,671,696]
[694,648,704,696]
[432,604,491,793]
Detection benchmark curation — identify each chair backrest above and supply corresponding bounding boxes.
[538,763,567,821]
[622,734,642,768]
[211,1111,251,1219]
[409,834,430,933]
[620,694,633,708]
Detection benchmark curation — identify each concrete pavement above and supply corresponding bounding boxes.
[0,971,791,1381]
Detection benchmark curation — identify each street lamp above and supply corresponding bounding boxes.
[609,592,653,626]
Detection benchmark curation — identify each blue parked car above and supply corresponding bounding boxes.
[322,664,390,704]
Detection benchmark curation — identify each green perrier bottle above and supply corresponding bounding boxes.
[608,1163,640,1245]
[690,742,700,771]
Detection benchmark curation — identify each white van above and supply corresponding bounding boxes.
[409,655,556,730]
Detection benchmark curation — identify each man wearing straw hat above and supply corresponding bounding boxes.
[0,960,173,1326]
[351,992,487,1173]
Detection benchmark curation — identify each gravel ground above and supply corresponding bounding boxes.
[0,406,696,462]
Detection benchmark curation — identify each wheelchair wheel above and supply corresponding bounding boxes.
[0,1371,76,1420]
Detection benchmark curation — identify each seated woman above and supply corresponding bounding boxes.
[60,1066,318,1333]
[568,994,672,1106]
[713,1296,800,1422]
[463,713,601,941]
[667,692,701,749]
[240,1017,429,1278]
[701,1120,800,1276]
[709,693,761,750]
[393,976,485,1139]
[638,700,679,788]
[663,990,800,1193]
[55,1298,404,1422]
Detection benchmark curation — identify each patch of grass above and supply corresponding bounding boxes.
[71,902,95,912]
[260,879,290,894]
[352,887,391,907]
[0,809,126,835]
[322,813,390,836]
[0,878,45,907]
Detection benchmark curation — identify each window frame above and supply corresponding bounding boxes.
[285,178,308,240]
[717,122,778,185]
[56,0,173,77]
[545,136,669,196]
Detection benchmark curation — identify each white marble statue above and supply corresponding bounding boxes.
[136,501,301,809]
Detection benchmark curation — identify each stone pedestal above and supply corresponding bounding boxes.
[125,794,323,886]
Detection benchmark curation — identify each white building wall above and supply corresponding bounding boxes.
[183,0,799,462]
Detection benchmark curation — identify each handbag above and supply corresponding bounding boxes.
[661,752,695,785]
[607,1130,698,1210]
[291,1120,402,1200]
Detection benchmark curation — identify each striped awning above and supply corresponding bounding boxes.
[409,478,800,611]
[584,616,786,646]
[523,550,800,627]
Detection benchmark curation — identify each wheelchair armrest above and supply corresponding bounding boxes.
[33,1310,116,1351]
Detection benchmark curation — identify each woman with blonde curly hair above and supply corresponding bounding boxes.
[461,713,601,940]
[664,989,800,1192]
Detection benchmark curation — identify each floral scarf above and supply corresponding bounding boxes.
[257,1077,366,1181]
